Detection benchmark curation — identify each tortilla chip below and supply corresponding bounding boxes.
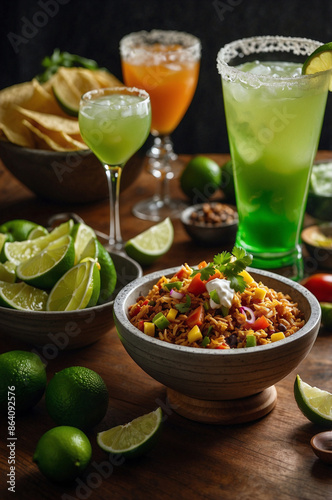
[15,106,80,135]
[22,119,86,151]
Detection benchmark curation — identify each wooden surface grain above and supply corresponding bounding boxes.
[1,153,332,500]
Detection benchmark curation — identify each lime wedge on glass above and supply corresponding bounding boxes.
[0,281,48,311]
[302,41,332,90]
[46,258,100,311]
[16,235,75,289]
[0,261,16,283]
[97,407,163,458]
[71,223,97,264]
[125,218,174,266]
[294,374,332,427]
[2,220,74,265]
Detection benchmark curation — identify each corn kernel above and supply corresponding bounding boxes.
[144,322,155,337]
[188,325,203,344]
[271,332,285,342]
[253,287,267,301]
[239,270,254,284]
[167,308,178,321]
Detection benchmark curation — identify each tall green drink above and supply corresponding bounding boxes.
[217,37,331,278]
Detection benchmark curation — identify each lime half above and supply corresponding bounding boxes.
[97,407,163,458]
[302,41,332,90]
[125,218,174,266]
[46,258,100,311]
[0,281,48,311]
[294,374,332,427]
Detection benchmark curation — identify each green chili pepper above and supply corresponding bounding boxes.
[152,312,170,330]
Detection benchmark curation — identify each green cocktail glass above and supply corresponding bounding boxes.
[217,36,331,279]
[79,87,151,251]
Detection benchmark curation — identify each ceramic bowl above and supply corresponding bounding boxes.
[0,253,142,350]
[0,141,144,204]
[306,160,332,221]
[181,202,238,246]
[302,223,332,270]
[311,431,332,464]
[114,267,321,401]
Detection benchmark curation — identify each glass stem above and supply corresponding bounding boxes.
[105,164,123,251]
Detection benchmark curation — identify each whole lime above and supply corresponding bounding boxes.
[0,350,47,413]
[0,219,41,241]
[180,156,221,203]
[45,366,108,430]
[33,426,92,483]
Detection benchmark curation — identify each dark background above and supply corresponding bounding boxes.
[2,0,332,154]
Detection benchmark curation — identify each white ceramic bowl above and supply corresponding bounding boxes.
[114,267,321,401]
[0,253,142,350]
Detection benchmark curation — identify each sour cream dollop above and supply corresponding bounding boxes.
[205,278,234,309]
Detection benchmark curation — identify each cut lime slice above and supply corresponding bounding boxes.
[0,233,10,255]
[294,374,332,427]
[2,220,74,265]
[16,235,75,289]
[0,261,16,283]
[302,41,332,90]
[28,225,49,240]
[97,407,162,458]
[125,218,174,266]
[0,281,48,311]
[46,258,100,311]
[71,223,97,264]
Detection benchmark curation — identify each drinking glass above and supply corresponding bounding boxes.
[79,87,151,251]
[120,30,201,221]
[217,36,331,279]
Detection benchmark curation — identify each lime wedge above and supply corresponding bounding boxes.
[302,41,332,90]
[28,225,49,240]
[16,235,75,289]
[0,233,10,255]
[0,219,42,242]
[0,281,48,311]
[71,223,97,264]
[124,218,174,266]
[46,258,100,311]
[0,262,16,283]
[294,374,332,427]
[2,220,74,265]
[97,407,163,458]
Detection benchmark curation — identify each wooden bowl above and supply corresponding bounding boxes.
[0,253,142,350]
[114,267,321,402]
[311,431,332,464]
[0,141,144,204]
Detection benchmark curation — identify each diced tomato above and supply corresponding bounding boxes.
[186,304,205,328]
[175,267,187,280]
[138,320,145,331]
[215,343,229,349]
[187,273,206,295]
[206,270,222,282]
[252,316,269,331]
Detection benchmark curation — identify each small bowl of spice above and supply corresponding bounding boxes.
[181,202,238,246]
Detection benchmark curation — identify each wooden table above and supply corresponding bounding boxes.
[1,153,332,500]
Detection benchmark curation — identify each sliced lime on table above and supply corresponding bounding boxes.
[97,407,163,458]
[2,219,74,265]
[71,222,97,264]
[0,261,16,283]
[294,374,332,427]
[0,281,48,311]
[16,235,75,289]
[302,41,332,90]
[125,217,174,266]
[46,258,100,311]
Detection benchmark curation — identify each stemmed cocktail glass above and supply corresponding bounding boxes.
[120,30,201,221]
[79,87,151,251]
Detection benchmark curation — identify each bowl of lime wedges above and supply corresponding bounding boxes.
[0,216,142,349]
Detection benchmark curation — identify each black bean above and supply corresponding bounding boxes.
[226,333,238,348]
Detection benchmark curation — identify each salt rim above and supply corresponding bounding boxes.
[216,35,328,88]
[80,86,150,106]
[120,30,201,63]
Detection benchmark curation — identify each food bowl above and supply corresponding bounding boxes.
[306,160,332,221]
[311,431,332,464]
[0,141,144,204]
[302,223,332,270]
[0,253,142,350]
[114,267,320,424]
[181,202,238,246]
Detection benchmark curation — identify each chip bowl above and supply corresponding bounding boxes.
[0,141,144,204]
[0,253,142,350]
[114,267,321,424]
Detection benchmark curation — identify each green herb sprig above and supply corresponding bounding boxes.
[36,49,101,83]
[191,247,253,293]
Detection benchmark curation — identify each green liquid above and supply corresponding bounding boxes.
[222,61,330,269]
[79,94,151,166]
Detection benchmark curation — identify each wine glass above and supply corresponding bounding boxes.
[78,87,151,251]
[120,30,201,221]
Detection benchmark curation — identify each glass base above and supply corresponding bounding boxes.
[132,196,188,222]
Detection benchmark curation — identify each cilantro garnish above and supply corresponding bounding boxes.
[209,289,220,304]
[175,294,191,313]
[190,247,253,293]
